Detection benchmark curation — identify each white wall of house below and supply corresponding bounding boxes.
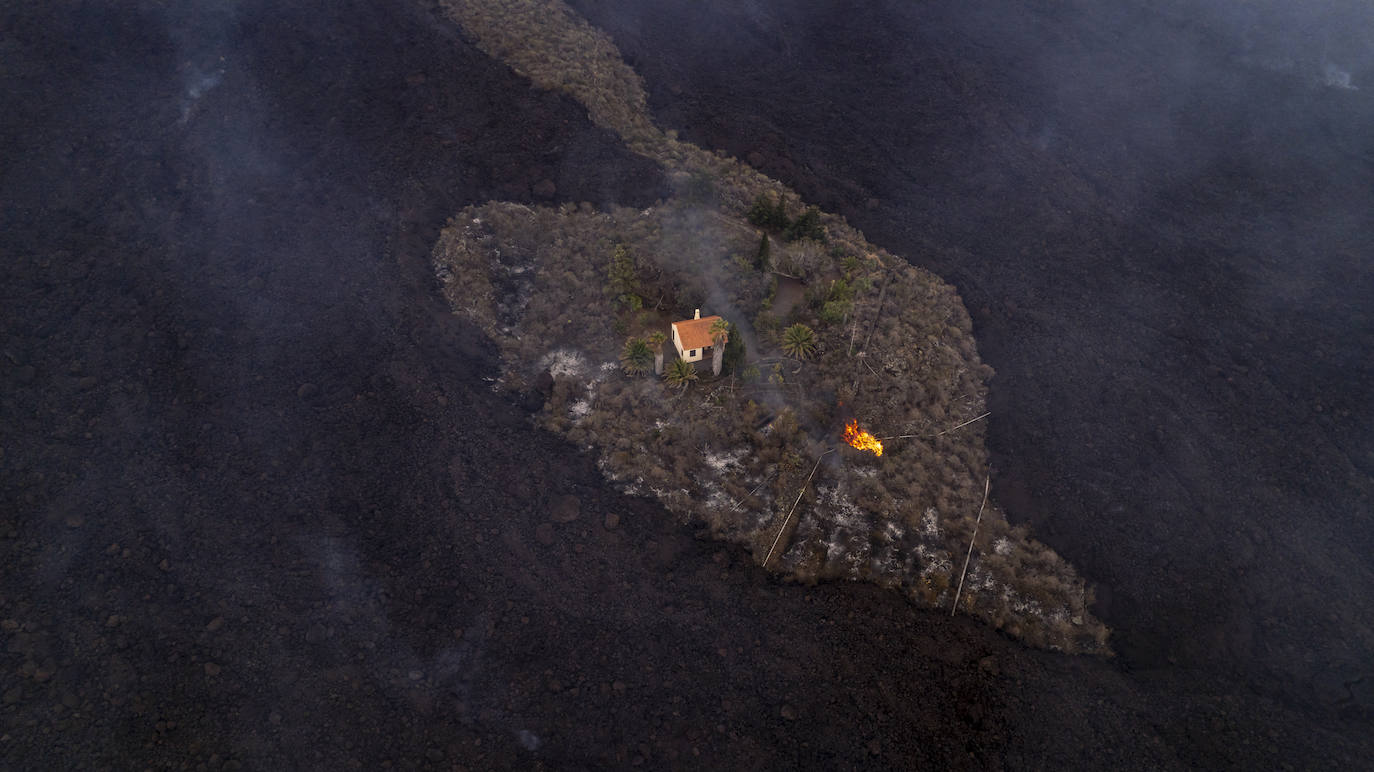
[671,325,705,362]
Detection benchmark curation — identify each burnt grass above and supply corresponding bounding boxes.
[1,0,1371,770]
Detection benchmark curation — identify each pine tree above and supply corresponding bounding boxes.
[722,321,746,373]
[747,193,790,231]
[784,206,824,242]
[755,232,771,271]
[606,244,641,311]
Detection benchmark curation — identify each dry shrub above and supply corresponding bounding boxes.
[433,0,1110,655]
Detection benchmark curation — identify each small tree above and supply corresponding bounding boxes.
[755,232,772,271]
[746,192,790,231]
[606,244,642,311]
[781,323,818,360]
[664,357,698,389]
[746,194,773,228]
[646,331,668,375]
[820,300,850,325]
[771,194,789,230]
[784,206,825,242]
[709,318,730,376]
[619,337,654,376]
[722,321,746,374]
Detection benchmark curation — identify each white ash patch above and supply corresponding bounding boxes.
[584,362,617,389]
[868,529,905,580]
[881,520,905,542]
[919,507,941,539]
[540,349,587,379]
[852,466,877,479]
[916,543,953,579]
[844,544,868,574]
[702,448,746,475]
[869,549,898,579]
[703,486,732,513]
[1008,591,1044,617]
[811,484,876,579]
[816,484,866,531]
[595,455,621,480]
[569,399,591,420]
[993,537,1013,557]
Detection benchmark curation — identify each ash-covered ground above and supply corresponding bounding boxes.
[1,0,1371,767]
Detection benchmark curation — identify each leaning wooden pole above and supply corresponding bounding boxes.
[951,474,991,616]
[763,450,832,567]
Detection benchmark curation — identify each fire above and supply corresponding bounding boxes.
[843,419,884,457]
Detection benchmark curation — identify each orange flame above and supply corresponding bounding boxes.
[843,419,884,457]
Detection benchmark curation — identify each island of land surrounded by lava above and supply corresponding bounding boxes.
[433,0,1109,653]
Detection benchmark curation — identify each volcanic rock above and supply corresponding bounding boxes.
[550,494,580,523]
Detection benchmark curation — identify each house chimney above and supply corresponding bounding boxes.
[694,309,700,319]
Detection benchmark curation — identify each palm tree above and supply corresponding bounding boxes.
[781,323,817,360]
[664,357,698,389]
[709,318,730,376]
[646,331,668,375]
[619,337,653,376]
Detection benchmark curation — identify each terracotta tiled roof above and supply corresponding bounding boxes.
[673,315,726,351]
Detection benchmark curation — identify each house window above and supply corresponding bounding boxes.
[688,349,697,358]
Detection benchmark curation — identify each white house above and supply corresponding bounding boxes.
[670,309,726,363]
